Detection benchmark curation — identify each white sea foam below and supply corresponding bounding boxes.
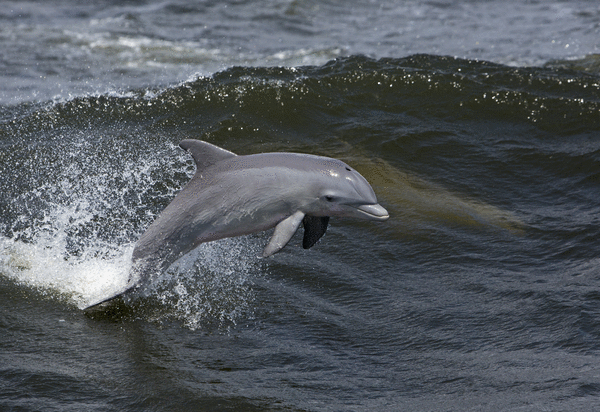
[0,228,260,321]
[0,139,260,325]
[0,188,136,309]
[0,234,133,309]
[0,200,260,326]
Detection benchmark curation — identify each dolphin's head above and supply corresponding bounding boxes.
[307,158,389,221]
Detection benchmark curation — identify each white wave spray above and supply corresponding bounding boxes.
[1,136,260,328]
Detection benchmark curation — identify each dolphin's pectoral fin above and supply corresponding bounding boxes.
[179,139,237,171]
[263,211,305,257]
[302,216,329,249]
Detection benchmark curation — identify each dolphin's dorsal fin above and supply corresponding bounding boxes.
[179,139,237,171]
[302,216,329,249]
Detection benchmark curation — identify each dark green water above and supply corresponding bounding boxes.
[2,54,600,410]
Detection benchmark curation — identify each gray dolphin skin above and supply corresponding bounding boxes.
[84,139,388,310]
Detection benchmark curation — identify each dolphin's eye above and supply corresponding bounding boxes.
[324,195,335,202]
[345,167,352,172]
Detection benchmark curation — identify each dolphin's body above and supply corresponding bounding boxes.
[84,140,388,310]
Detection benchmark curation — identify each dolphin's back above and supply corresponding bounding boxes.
[212,152,351,177]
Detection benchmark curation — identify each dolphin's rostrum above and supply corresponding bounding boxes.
[84,140,388,309]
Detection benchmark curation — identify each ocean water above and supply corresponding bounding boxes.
[1,1,600,411]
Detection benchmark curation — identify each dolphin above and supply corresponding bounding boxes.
[84,139,388,310]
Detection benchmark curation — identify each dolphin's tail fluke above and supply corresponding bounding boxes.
[81,257,162,311]
[82,282,137,311]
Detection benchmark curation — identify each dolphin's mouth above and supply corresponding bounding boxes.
[356,204,389,220]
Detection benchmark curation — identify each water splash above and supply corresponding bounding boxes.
[0,234,133,309]
[0,170,140,309]
[0,203,261,327]
[0,130,260,326]
[148,236,262,330]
